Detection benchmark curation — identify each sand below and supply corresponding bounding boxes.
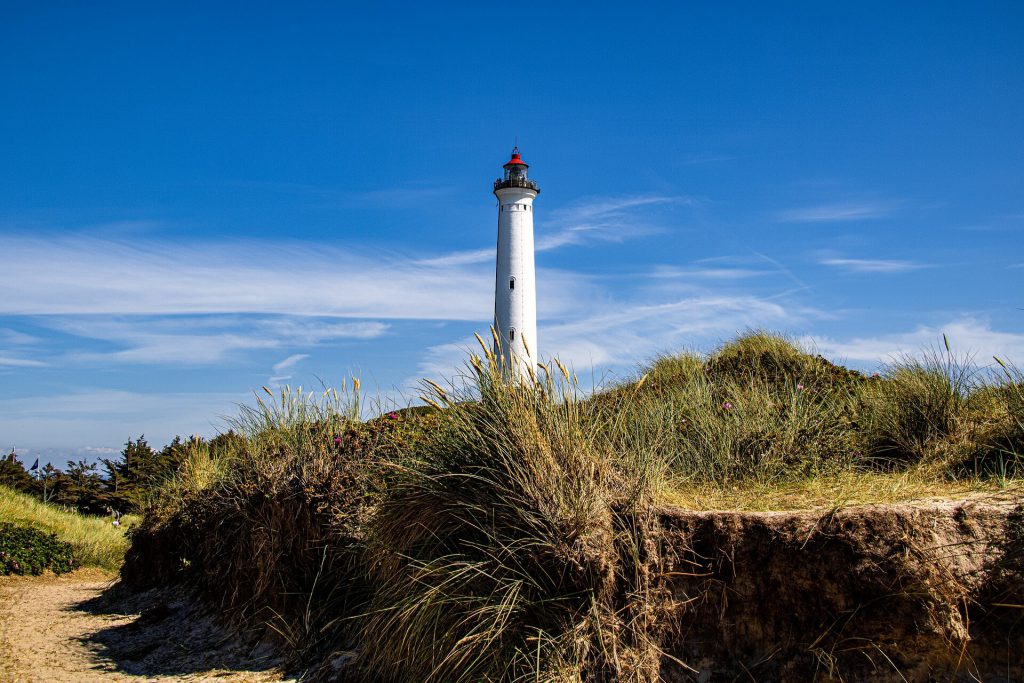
[0,569,294,683]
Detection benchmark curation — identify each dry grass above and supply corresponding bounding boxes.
[660,468,1024,511]
[358,341,667,682]
[0,485,135,571]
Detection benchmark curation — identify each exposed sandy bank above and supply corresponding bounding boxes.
[657,493,1024,682]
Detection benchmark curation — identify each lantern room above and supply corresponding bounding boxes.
[494,146,540,193]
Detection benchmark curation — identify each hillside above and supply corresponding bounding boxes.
[0,485,135,572]
[109,334,1024,681]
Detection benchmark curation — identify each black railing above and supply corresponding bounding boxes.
[493,177,540,192]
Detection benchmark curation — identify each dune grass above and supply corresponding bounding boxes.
[120,332,1024,681]
[0,485,135,572]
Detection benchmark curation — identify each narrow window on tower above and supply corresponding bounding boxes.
[509,277,515,290]
[509,328,516,341]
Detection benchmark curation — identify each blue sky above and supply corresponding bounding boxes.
[2,2,1022,463]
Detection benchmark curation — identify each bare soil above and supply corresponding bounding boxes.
[658,493,1024,682]
[0,568,293,683]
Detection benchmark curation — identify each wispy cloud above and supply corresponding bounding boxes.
[416,248,494,267]
[775,201,895,223]
[538,195,682,250]
[649,265,771,280]
[50,317,388,365]
[0,355,47,368]
[680,153,736,165]
[268,352,311,383]
[414,194,685,267]
[272,353,309,374]
[805,318,1024,365]
[220,180,458,208]
[0,235,593,323]
[819,258,927,273]
[0,329,40,345]
[0,236,499,320]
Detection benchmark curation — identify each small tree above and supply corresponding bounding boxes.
[0,451,33,491]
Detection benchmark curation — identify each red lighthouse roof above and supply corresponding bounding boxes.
[503,146,528,167]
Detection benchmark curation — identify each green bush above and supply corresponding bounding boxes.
[0,522,79,575]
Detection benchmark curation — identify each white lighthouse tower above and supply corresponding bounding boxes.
[493,147,539,378]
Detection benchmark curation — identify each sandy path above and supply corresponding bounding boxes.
[0,570,293,683]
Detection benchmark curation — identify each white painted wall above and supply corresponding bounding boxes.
[493,184,538,379]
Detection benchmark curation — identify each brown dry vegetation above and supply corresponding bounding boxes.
[120,333,1024,681]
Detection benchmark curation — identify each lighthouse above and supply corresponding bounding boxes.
[493,147,539,378]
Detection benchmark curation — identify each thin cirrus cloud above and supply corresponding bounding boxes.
[415,194,682,267]
[268,352,310,384]
[648,264,775,280]
[1,235,597,322]
[0,236,493,320]
[819,257,927,273]
[0,233,597,368]
[775,201,895,223]
[0,355,47,368]
[48,317,389,365]
[272,353,310,374]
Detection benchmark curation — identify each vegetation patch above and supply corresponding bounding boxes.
[118,333,1023,681]
[0,485,133,571]
[0,522,78,576]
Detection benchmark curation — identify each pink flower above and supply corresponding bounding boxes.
[722,401,733,410]
[333,436,342,446]
[797,384,805,391]
[387,412,399,420]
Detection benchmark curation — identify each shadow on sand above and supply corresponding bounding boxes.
[70,580,287,680]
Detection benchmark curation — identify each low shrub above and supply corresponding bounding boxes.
[0,522,79,575]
